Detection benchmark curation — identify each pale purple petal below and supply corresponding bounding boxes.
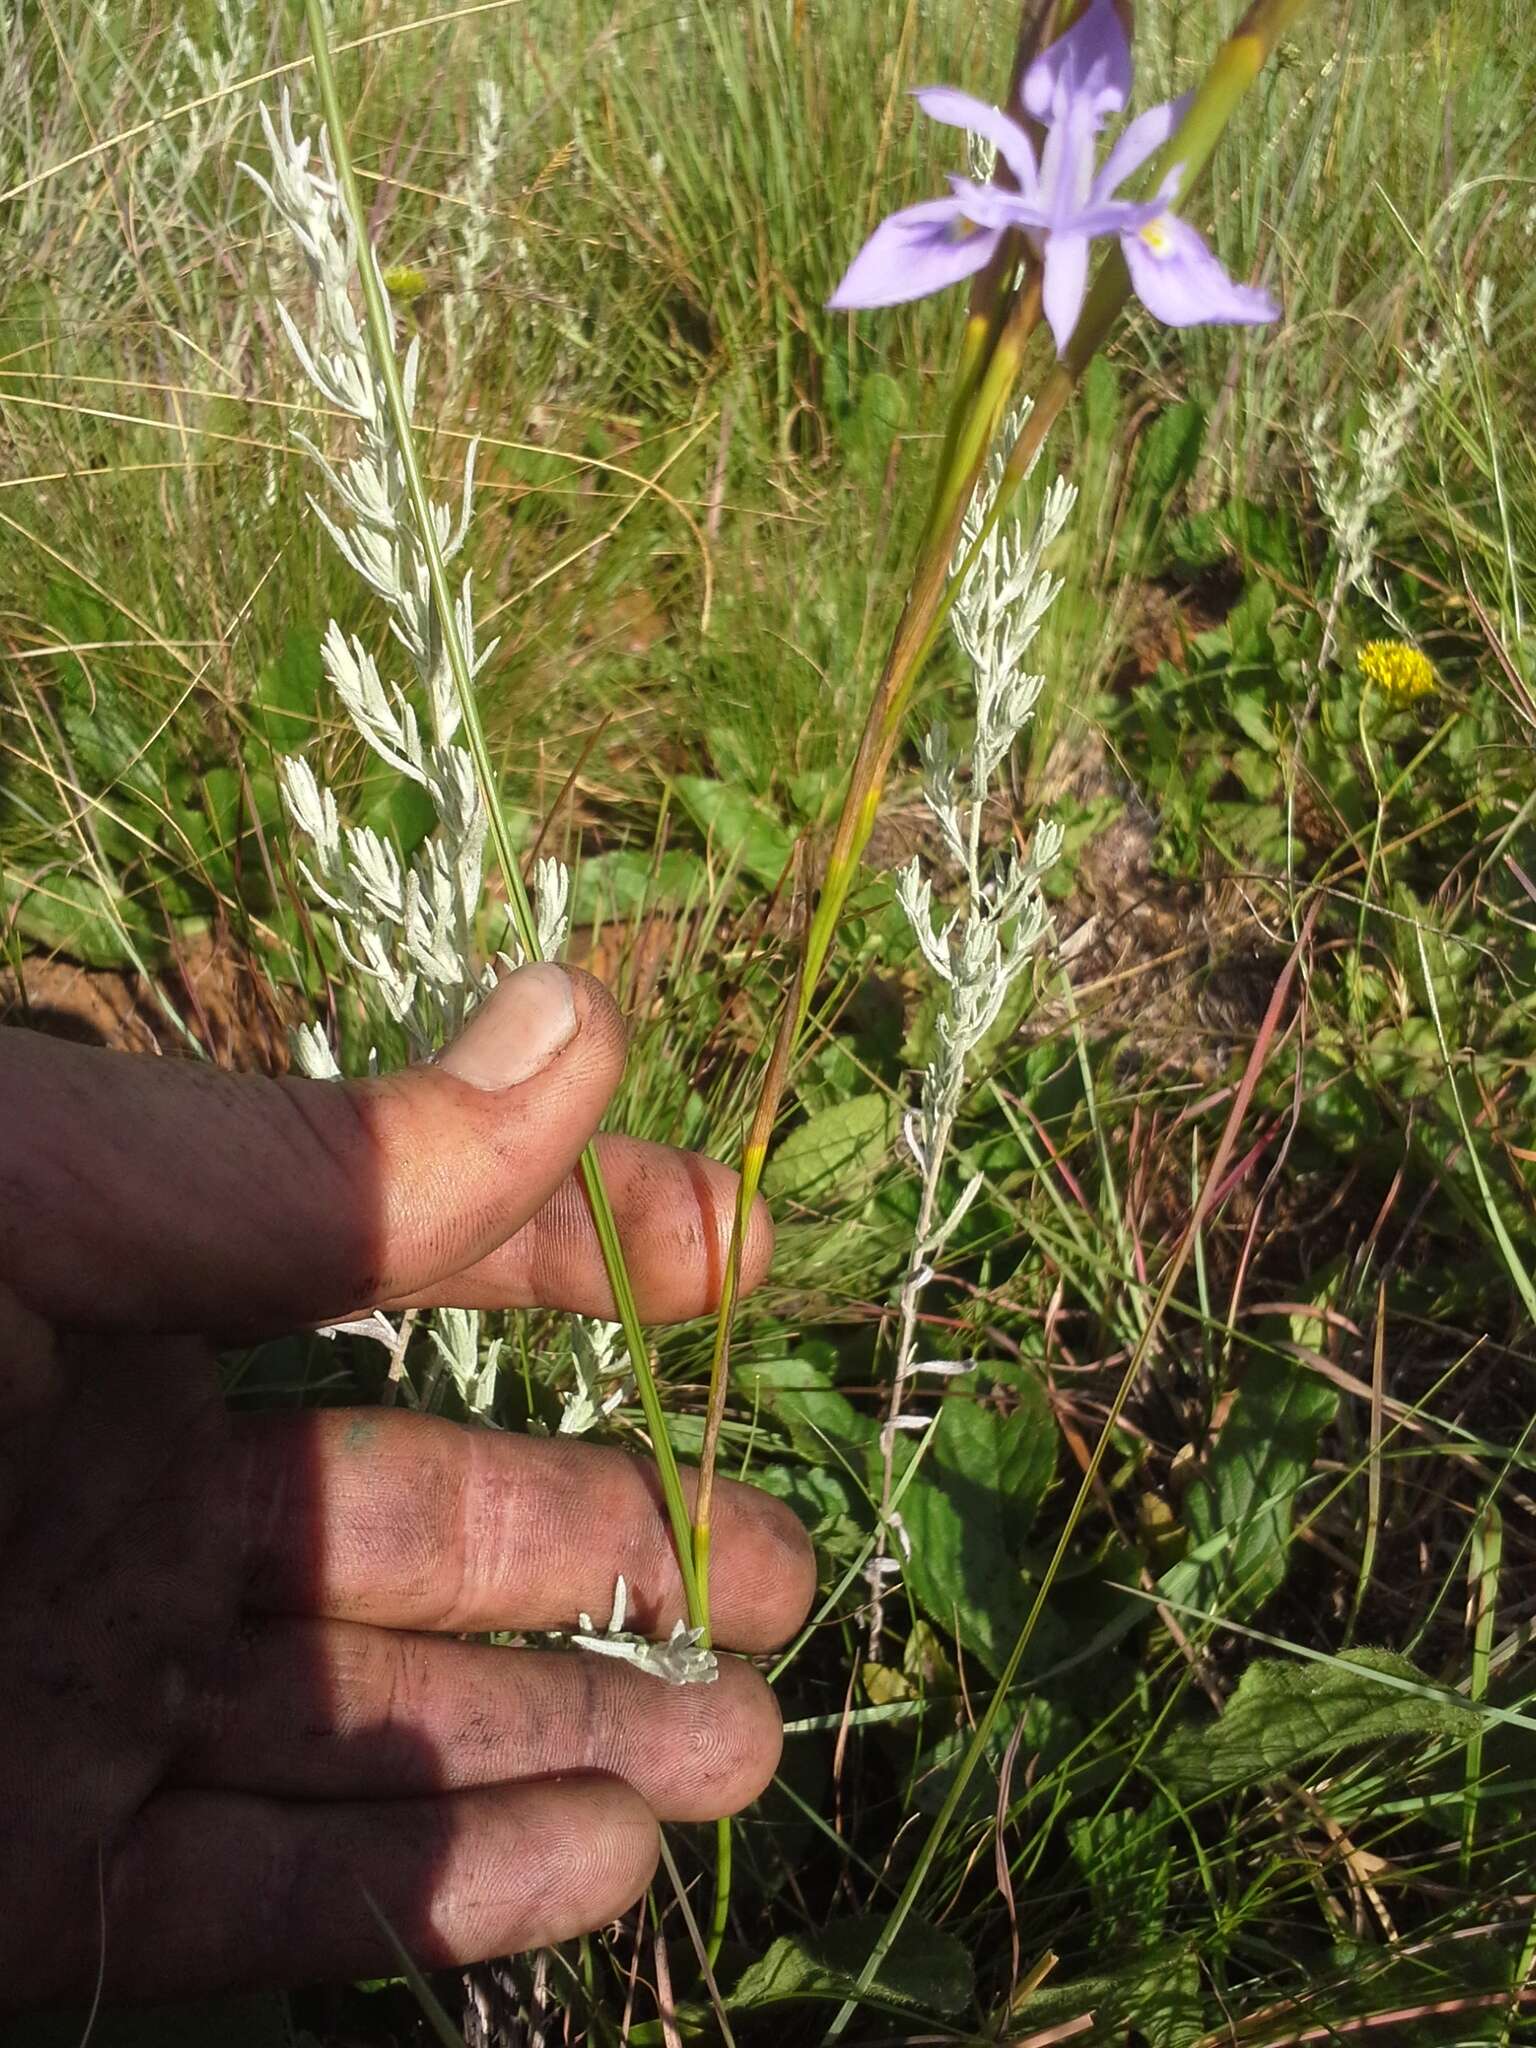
[828,198,1000,309]
[913,86,1038,195]
[1036,83,1100,225]
[1022,0,1132,127]
[945,175,1044,233]
[1121,212,1279,328]
[1093,92,1191,201]
[1042,231,1090,353]
[1074,197,1159,237]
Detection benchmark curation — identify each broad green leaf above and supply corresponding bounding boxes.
[2,864,161,968]
[1118,400,1207,572]
[734,1349,875,1465]
[1167,508,1226,571]
[898,1368,1056,1675]
[1222,497,1306,582]
[1067,1801,1175,1949]
[1011,1948,1203,2048]
[56,663,170,804]
[1134,400,1207,506]
[1224,575,1277,664]
[730,1914,973,2017]
[566,847,701,926]
[251,626,324,749]
[750,1459,867,1560]
[1229,685,1280,755]
[360,771,440,858]
[1160,1353,1335,1619]
[1155,1649,1481,1798]
[763,1092,896,1207]
[672,773,794,891]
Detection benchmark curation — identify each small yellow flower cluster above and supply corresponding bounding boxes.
[1358,639,1436,703]
[381,264,428,302]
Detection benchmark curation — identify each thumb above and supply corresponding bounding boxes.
[0,964,629,1336]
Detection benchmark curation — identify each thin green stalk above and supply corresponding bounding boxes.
[1461,1500,1502,1883]
[300,2,701,1624]
[692,274,1044,1580]
[1415,921,1536,1328]
[1350,701,1463,1027]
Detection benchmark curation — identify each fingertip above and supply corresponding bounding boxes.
[561,966,631,1078]
[103,1779,665,1996]
[629,1655,787,1822]
[508,1777,659,1943]
[760,1491,819,1645]
[421,962,628,1104]
[709,1657,787,1813]
[324,966,634,1320]
[712,1477,818,1652]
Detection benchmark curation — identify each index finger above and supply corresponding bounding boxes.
[232,1410,817,1654]
[0,967,623,1335]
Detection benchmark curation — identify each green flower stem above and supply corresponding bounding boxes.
[692,267,1044,1562]
[301,1,701,1626]
[690,265,1043,1971]
[700,0,1316,1966]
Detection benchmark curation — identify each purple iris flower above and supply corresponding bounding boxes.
[828,0,1277,353]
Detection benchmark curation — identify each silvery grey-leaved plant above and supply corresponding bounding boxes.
[442,77,506,371]
[1305,330,1450,664]
[870,436,1072,1645]
[243,95,569,1072]
[165,0,256,202]
[569,1575,717,1689]
[245,96,568,1405]
[556,1315,635,1436]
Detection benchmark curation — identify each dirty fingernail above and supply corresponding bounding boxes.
[438,963,579,1091]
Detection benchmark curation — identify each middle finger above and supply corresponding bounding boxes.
[178,1617,783,1821]
[232,1410,817,1652]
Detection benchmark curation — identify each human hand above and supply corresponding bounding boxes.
[0,965,813,2006]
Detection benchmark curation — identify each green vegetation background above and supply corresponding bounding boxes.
[3,0,1535,2040]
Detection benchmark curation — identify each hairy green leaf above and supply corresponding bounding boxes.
[1160,1354,1336,1619]
[762,1091,897,1207]
[730,1914,972,2017]
[1155,1649,1481,1797]
[899,1369,1056,1675]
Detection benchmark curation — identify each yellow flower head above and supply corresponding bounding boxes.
[381,264,428,302]
[1358,640,1436,703]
